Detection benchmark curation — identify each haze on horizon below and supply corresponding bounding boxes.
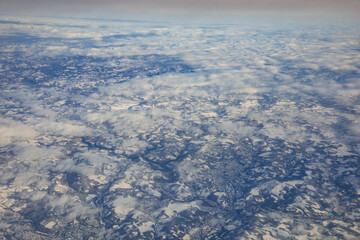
[1,0,360,21]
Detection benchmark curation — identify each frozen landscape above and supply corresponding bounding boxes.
[0,14,359,239]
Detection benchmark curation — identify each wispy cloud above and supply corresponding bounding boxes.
[0,15,359,239]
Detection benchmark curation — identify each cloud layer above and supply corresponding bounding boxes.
[0,15,359,239]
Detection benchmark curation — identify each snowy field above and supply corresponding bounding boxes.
[0,16,359,239]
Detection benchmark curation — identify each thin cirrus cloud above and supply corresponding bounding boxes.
[1,0,360,16]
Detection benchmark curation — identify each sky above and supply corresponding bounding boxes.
[1,0,360,21]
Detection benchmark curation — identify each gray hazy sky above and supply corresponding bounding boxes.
[1,0,360,19]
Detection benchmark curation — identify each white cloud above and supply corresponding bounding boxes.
[0,118,38,145]
[113,196,137,219]
[0,15,359,239]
